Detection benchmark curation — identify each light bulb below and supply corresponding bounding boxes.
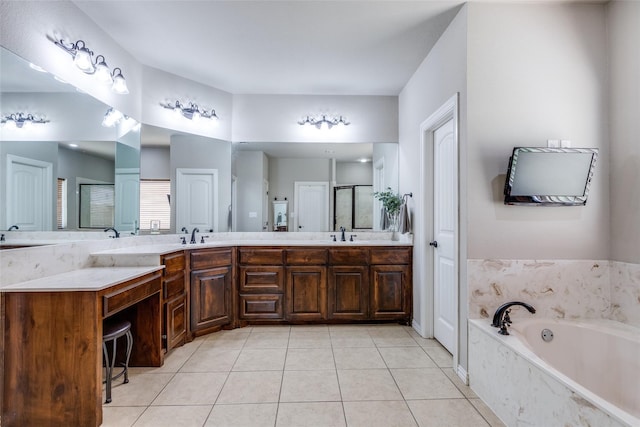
[111,68,129,94]
[4,118,16,130]
[73,42,95,73]
[192,110,201,121]
[94,56,113,84]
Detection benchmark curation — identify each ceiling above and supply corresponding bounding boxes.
[72,0,464,96]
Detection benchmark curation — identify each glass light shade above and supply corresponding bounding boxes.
[111,70,129,94]
[192,110,201,121]
[3,119,16,130]
[73,47,95,73]
[95,63,113,84]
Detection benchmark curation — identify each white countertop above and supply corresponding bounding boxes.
[0,266,164,292]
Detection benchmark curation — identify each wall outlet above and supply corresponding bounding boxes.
[560,140,571,148]
[547,139,560,148]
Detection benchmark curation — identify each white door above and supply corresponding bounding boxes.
[294,181,329,232]
[433,118,457,353]
[6,154,53,231]
[176,168,218,232]
[115,169,140,233]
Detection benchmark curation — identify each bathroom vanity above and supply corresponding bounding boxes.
[0,237,412,427]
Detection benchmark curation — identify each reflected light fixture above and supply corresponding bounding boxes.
[1,113,49,129]
[160,100,219,122]
[101,108,126,127]
[298,114,350,130]
[53,38,129,94]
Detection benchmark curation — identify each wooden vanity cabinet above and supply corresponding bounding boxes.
[285,248,328,322]
[370,248,412,322]
[238,248,285,320]
[189,248,234,335]
[328,248,370,320]
[161,251,187,351]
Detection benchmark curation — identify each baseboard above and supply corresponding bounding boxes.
[457,364,469,385]
[411,319,426,337]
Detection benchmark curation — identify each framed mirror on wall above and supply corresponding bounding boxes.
[273,200,288,231]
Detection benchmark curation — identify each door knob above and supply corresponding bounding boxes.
[429,241,438,248]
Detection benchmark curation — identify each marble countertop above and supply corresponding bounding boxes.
[0,266,164,292]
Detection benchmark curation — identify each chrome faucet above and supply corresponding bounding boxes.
[491,301,536,335]
[190,227,199,244]
[339,226,346,242]
[181,227,189,234]
[7,225,19,231]
[104,227,120,238]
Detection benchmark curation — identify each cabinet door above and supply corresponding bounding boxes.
[285,266,327,321]
[165,295,187,350]
[370,265,411,321]
[328,266,369,320]
[190,266,232,332]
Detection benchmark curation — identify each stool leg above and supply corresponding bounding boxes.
[123,330,133,384]
[103,341,112,404]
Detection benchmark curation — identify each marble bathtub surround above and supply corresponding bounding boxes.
[467,259,640,327]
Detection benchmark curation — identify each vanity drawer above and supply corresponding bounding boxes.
[190,248,233,270]
[102,273,162,318]
[286,248,327,265]
[329,248,369,265]
[370,247,412,265]
[164,271,186,299]
[239,294,284,319]
[162,251,185,276]
[238,248,283,265]
[239,266,284,293]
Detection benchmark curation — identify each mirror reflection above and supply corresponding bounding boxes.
[0,47,140,233]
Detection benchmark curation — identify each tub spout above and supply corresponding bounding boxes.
[491,301,536,335]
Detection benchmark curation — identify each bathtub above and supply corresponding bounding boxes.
[468,318,640,427]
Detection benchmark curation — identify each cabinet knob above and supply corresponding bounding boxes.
[429,241,438,248]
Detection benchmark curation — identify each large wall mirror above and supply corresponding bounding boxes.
[0,47,140,233]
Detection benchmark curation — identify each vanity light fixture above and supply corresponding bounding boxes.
[53,38,129,94]
[160,100,219,122]
[101,108,126,127]
[1,113,49,129]
[298,114,350,130]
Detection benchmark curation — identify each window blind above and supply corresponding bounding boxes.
[140,180,171,230]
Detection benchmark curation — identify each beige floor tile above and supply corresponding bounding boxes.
[104,373,174,406]
[331,336,376,348]
[290,324,329,332]
[285,348,335,370]
[180,348,240,372]
[443,369,478,398]
[367,326,412,338]
[280,370,341,402]
[151,372,227,405]
[217,371,283,403]
[200,333,249,350]
[101,406,145,427]
[129,341,202,374]
[333,347,386,369]
[343,400,418,427]
[378,347,437,368]
[469,399,507,427]
[244,332,290,348]
[276,402,346,427]
[132,405,212,426]
[338,369,403,401]
[408,399,490,427]
[251,325,291,333]
[205,403,278,427]
[289,328,330,337]
[232,348,287,371]
[288,334,332,348]
[423,346,453,367]
[391,368,464,400]
[372,337,420,347]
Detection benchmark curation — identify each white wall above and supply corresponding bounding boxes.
[232,94,398,143]
[398,5,468,362]
[232,151,268,232]
[140,147,170,180]
[336,162,372,186]
[608,0,640,264]
[466,2,609,260]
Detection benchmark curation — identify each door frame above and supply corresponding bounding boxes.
[418,94,462,381]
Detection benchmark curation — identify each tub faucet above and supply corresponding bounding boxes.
[104,227,120,238]
[190,227,199,244]
[491,301,536,335]
[339,226,346,242]
[7,225,19,231]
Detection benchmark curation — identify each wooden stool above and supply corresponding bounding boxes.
[102,319,132,404]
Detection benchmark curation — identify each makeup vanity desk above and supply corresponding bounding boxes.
[1,266,164,427]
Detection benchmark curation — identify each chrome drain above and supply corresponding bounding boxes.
[541,328,554,342]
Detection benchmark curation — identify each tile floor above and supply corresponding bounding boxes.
[102,324,505,427]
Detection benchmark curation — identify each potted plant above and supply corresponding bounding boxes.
[373,187,402,231]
